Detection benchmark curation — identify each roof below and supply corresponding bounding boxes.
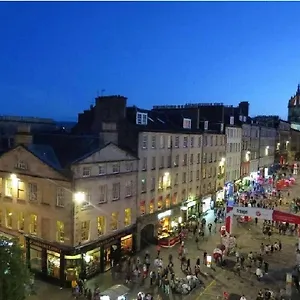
[288,84,300,107]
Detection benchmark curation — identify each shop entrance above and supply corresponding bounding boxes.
[140,224,155,249]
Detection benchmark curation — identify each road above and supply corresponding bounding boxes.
[28,182,300,300]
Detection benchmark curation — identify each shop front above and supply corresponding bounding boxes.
[215,189,225,207]
[180,198,200,222]
[157,209,181,248]
[25,226,136,286]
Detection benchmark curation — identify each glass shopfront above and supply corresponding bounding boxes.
[25,227,136,286]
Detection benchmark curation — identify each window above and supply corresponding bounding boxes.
[196,170,200,180]
[203,153,207,163]
[174,173,178,185]
[189,171,193,182]
[18,212,25,231]
[126,162,133,172]
[5,179,13,197]
[151,177,155,190]
[167,135,172,148]
[202,168,206,179]
[81,221,90,241]
[56,221,65,243]
[142,157,147,170]
[82,167,91,177]
[159,135,165,149]
[183,154,187,166]
[149,200,154,213]
[158,176,163,190]
[190,154,193,165]
[140,201,146,215]
[97,216,105,236]
[28,183,37,202]
[151,136,156,148]
[190,137,194,147]
[124,208,131,226]
[136,112,148,125]
[99,165,106,175]
[16,181,25,200]
[125,181,132,197]
[142,135,148,149]
[111,212,118,231]
[183,137,188,147]
[197,153,200,164]
[151,157,156,169]
[167,155,171,168]
[198,137,201,147]
[30,214,38,235]
[56,187,65,207]
[160,156,164,168]
[82,190,91,207]
[157,197,163,210]
[6,209,13,228]
[174,136,179,148]
[174,155,179,167]
[112,183,120,200]
[112,163,120,173]
[182,172,187,183]
[141,179,147,193]
[99,185,107,203]
[15,161,27,170]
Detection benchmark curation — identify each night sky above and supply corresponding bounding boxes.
[1,1,300,121]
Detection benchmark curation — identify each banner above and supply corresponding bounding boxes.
[273,210,300,225]
[232,207,273,220]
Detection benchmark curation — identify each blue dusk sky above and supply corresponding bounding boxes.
[1,1,300,121]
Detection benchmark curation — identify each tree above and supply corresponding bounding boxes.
[0,236,31,300]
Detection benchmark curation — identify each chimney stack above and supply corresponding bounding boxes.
[15,125,33,146]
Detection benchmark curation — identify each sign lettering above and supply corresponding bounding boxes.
[236,209,248,215]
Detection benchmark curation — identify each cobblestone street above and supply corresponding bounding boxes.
[28,183,300,300]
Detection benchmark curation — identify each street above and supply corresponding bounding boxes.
[28,184,300,300]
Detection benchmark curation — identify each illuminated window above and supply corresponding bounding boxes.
[17,181,25,200]
[172,192,177,205]
[141,179,147,193]
[30,214,37,234]
[157,197,163,210]
[81,221,90,241]
[165,196,171,208]
[111,212,118,231]
[97,216,105,236]
[56,221,65,243]
[140,201,146,215]
[158,176,163,190]
[124,208,131,227]
[5,179,13,197]
[149,199,154,213]
[18,212,25,231]
[6,209,13,228]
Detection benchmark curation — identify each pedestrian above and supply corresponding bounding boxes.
[203,251,207,265]
[156,245,161,257]
[264,261,269,274]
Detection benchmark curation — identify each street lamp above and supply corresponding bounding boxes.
[74,192,85,204]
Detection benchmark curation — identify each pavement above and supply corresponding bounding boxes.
[28,181,300,300]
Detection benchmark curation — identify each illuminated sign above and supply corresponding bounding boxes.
[157,210,171,219]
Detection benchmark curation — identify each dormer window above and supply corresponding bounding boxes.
[136,112,148,125]
[183,118,191,129]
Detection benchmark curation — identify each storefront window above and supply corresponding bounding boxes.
[56,221,65,243]
[29,214,37,235]
[121,234,133,255]
[97,216,105,236]
[140,201,146,215]
[172,193,177,205]
[65,254,81,281]
[110,212,118,231]
[165,196,171,208]
[104,247,112,271]
[47,250,60,279]
[30,246,42,271]
[124,208,131,226]
[157,197,163,210]
[149,200,154,213]
[6,209,13,228]
[84,248,101,277]
[18,212,25,231]
[81,221,90,242]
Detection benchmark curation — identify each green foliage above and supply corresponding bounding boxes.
[0,237,30,300]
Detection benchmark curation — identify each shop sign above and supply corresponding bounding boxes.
[29,240,61,253]
[157,210,171,219]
